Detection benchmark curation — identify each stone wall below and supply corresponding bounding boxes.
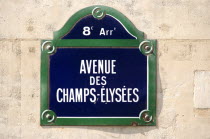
[0,0,210,138]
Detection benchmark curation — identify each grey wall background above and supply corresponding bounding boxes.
[0,0,210,138]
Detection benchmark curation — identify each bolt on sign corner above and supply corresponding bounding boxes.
[41,6,156,126]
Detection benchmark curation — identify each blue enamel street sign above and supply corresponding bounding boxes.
[41,6,156,126]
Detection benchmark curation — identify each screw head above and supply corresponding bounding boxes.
[46,114,53,120]
[92,7,106,19]
[144,45,150,51]
[143,113,152,122]
[46,44,53,51]
[41,110,56,124]
[41,41,55,54]
[139,41,154,55]
[144,114,150,121]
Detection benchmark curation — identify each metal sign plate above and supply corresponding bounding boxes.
[41,6,156,126]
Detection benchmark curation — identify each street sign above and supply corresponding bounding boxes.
[41,6,156,126]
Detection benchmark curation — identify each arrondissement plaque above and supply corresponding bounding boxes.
[41,6,156,126]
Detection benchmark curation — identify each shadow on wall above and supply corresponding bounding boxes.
[42,42,163,135]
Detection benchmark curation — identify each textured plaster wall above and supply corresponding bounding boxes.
[0,0,210,139]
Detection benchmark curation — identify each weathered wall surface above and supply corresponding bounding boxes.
[0,0,210,138]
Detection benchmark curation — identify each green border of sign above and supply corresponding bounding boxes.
[41,5,156,126]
